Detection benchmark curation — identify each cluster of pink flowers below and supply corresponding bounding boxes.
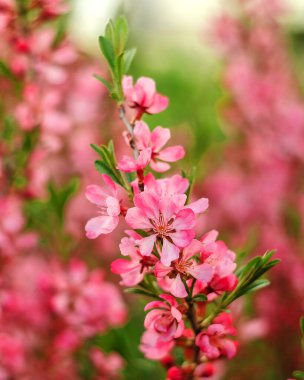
[202,0,304,377]
[0,1,127,379]
[85,74,240,378]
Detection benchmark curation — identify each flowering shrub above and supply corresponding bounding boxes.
[86,16,280,379]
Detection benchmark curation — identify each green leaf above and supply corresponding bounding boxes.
[193,294,208,302]
[93,74,112,91]
[95,160,117,179]
[242,279,270,295]
[124,47,137,73]
[98,36,115,70]
[115,16,128,53]
[105,19,115,45]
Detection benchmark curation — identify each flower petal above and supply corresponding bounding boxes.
[170,274,188,298]
[146,94,169,114]
[85,216,119,239]
[125,207,153,229]
[161,239,180,266]
[186,197,209,214]
[138,234,157,256]
[150,127,170,152]
[157,146,185,162]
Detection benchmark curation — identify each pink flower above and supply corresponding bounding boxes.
[111,233,158,286]
[85,174,123,239]
[200,231,238,293]
[155,240,213,298]
[144,294,185,342]
[125,190,195,266]
[133,121,185,172]
[140,330,174,360]
[122,76,168,115]
[195,313,237,360]
[117,148,151,173]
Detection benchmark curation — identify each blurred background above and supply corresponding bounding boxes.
[1,0,304,379]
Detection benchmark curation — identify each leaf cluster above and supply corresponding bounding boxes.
[96,16,136,103]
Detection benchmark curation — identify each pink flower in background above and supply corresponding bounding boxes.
[90,348,124,380]
[0,333,26,379]
[133,121,185,172]
[122,76,168,115]
[111,233,157,286]
[117,147,151,173]
[50,260,127,338]
[196,313,237,360]
[126,190,195,266]
[155,240,213,298]
[144,294,185,342]
[85,174,123,238]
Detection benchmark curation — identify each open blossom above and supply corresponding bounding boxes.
[155,240,213,298]
[111,232,157,286]
[126,191,196,266]
[196,313,237,360]
[133,121,185,172]
[122,76,168,115]
[201,230,238,293]
[85,174,124,239]
[144,294,185,342]
[117,147,151,173]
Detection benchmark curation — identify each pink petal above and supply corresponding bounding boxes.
[144,309,162,329]
[134,191,159,220]
[171,230,195,248]
[157,146,185,162]
[120,267,144,286]
[188,263,213,283]
[170,274,188,298]
[146,94,169,114]
[159,197,179,222]
[122,75,134,99]
[173,209,196,230]
[85,216,119,238]
[137,148,152,169]
[171,306,182,322]
[135,77,156,107]
[154,262,172,278]
[174,320,185,338]
[138,234,157,256]
[161,239,180,266]
[201,230,219,244]
[102,174,117,195]
[144,300,166,311]
[106,196,120,217]
[219,339,238,359]
[186,198,209,214]
[150,127,170,152]
[125,207,153,229]
[85,185,107,206]
[111,259,138,274]
[183,239,203,260]
[160,294,178,307]
[134,121,151,149]
[117,155,137,172]
[119,237,137,256]
[150,159,171,172]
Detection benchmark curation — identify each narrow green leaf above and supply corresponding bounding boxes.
[242,279,270,295]
[105,20,115,45]
[93,74,112,91]
[98,36,115,70]
[123,47,137,73]
[293,370,304,379]
[115,15,128,53]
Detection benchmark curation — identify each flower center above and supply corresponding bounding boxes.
[150,212,175,237]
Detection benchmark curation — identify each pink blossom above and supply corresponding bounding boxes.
[200,231,237,293]
[196,313,237,360]
[144,294,185,342]
[155,240,213,298]
[0,333,25,379]
[111,233,158,286]
[125,190,196,266]
[140,330,174,360]
[85,174,123,239]
[122,76,168,115]
[133,121,185,172]
[50,260,127,338]
[117,147,151,173]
